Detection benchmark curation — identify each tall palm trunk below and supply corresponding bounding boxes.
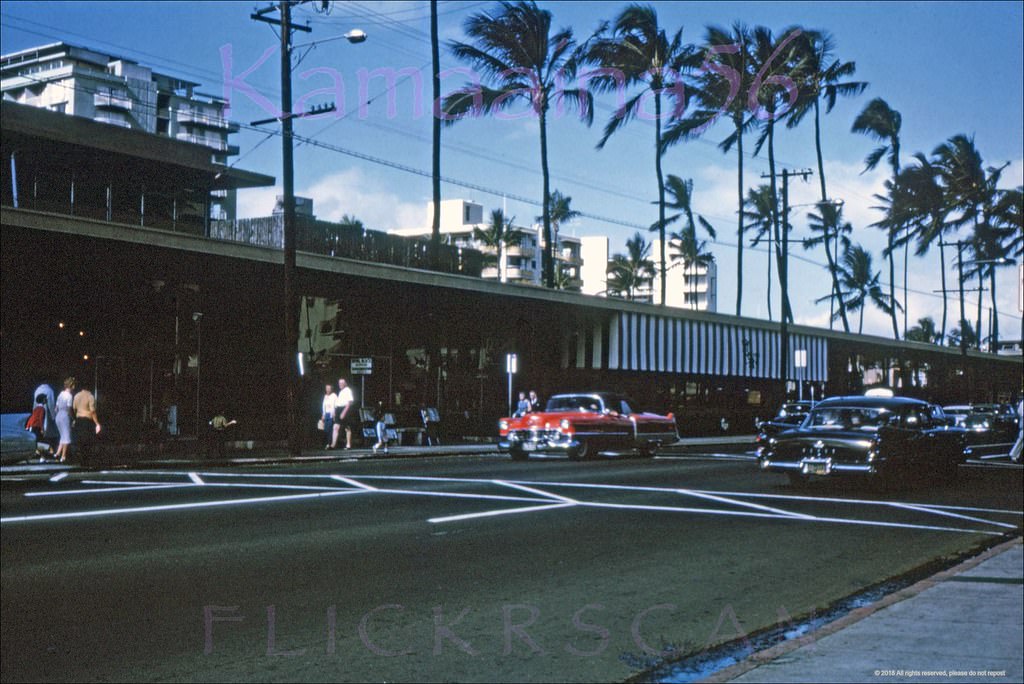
[885,233,899,338]
[938,240,949,343]
[812,99,849,332]
[989,269,998,351]
[655,93,667,305]
[767,119,793,324]
[766,231,773,321]
[538,103,553,288]
[976,270,984,350]
[430,0,441,269]
[735,114,745,316]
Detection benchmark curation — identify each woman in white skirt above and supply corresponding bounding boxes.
[54,376,75,462]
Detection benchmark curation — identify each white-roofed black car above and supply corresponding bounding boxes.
[757,395,966,487]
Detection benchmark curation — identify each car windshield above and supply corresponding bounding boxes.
[806,406,890,431]
[546,396,602,413]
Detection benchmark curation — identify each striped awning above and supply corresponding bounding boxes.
[574,312,828,382]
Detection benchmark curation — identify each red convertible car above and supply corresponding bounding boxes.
[498,392,678,460]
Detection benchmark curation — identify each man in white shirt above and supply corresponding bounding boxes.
[332,377,357,449]
[322,384,337,449]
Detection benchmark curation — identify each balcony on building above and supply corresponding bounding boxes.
[93,91,133,112]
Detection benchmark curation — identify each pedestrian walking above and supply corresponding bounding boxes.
[331,377,357,449]
[371,401,389,454]
[72,382,101,466]
[54,377,74,463]
[321,383,337,449]
[1010,397,1023,464]
[208,411,238,458]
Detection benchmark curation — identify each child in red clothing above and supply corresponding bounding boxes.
[25,403,45,440]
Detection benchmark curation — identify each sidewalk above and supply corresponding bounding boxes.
[0,435,757,476]
[707,538,1024,683]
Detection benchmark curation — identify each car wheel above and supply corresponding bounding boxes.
[510,447,528,462]
[569,441,590,461]
[638,441,657,458]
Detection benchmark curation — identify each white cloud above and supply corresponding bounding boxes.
[236,168,428,232]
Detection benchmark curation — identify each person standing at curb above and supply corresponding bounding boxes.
[72,382,101,466]
[321,383,337,450]
[54,377,75,463]
[332,377,356,449]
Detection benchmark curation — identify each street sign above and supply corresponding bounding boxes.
[350,357,373,375]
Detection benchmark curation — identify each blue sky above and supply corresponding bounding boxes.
[2,1,1022,340]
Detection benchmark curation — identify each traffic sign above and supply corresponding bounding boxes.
[350,357,373,375]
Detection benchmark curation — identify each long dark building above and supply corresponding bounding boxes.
[2,101,1020,445]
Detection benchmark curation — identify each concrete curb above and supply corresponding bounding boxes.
[699,536,1024,683]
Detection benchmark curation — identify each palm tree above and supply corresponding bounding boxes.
[669,225,716,310]
[607,232,655,300]
[905,316,941,344]
[443,1,594,288]
[538,189,581,288]
[946,319,979,350]
[932,135,1009,349]
[817,243,894,334]
[663,22,756,316]
[893,155,952,341]
[741,184,777,321]
[586,4,698,305]
[787,30,867,204]
[750,25,808,327]
[852,97,902,339]
[660,175,716,309]
[473,209,523,281]
[429,0,442,269]
[804,201,852,331]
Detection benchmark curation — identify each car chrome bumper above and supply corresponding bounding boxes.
[760,457,876,476]
[499,438,580,454]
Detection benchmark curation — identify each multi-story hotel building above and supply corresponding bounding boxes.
[1,42,240,220]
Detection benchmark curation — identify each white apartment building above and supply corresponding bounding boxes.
[1,42,240,220]
[395,199,583,289]
[648,238,718,311]
[393,200,716,308]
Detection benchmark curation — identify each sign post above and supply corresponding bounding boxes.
[794,349,807,401]
[351,357,373,412]
[506,353,517,417]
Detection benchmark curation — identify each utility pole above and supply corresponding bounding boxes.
[252,2,312,457]
[763,168,811,398]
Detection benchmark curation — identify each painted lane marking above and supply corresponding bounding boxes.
[188,472,204,485]
[493,480,579,504]
[25,484,199,497]
[574,502,1001,535]
[49,473,68,482]
[330,475,377,491]
[886,502,1019,530]
[676,488,816,520]
[687,488,1023,516]
[429,502,576,524]
[1,489,370,524]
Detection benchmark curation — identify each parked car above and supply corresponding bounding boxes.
[757,395,966,486]
[941,405,972,428]
[498,392,678,461]
[961,403,1020,457]
[1,413,38,464]
[754,400,814,447]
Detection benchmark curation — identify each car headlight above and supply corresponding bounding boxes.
[560,419,571,431]
[499,419,509,431]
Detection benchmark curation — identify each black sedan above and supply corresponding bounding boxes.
[757,396,966,486]
[753,400,814,448]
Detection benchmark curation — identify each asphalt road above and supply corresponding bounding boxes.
[2,449,1021,683]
